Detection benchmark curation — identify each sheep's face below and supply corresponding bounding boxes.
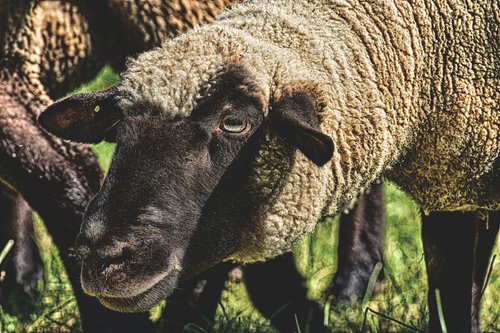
[80,90,264,312]
[39,65,334,312]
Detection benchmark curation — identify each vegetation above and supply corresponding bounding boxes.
[1,68,498,332]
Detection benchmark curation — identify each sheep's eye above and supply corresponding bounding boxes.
[220,115,249,133]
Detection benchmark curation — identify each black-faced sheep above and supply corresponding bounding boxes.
[3,1,390,332]
[1,1,364,332]
[38,0,498,331]
[2,2,388,331]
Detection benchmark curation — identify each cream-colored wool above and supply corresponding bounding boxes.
[118,0,499,262]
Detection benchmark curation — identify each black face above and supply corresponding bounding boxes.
[77,82,265,311]
[38,64,334,312]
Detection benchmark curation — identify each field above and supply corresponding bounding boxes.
[0,68,498,332]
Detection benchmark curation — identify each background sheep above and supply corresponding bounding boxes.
[39,0,498,331]
[1,0,387,331]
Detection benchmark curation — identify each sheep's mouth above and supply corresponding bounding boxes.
[97,271,179,312]
[81,252,182,312]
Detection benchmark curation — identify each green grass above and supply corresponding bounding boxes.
[0,68,498,333]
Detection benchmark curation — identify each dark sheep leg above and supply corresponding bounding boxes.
[159,263,234,332]
[243,253,325,333]
[330,182,385,302]
[471,211,499,332]
[421,210,499,333]
[0,185,42,311]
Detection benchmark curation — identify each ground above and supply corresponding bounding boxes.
[0,68,498,333]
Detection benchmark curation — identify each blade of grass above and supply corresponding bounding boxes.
[269,301,291,321]
[480,254,496,300]
[360,307,423,332]
[362,262,384,306]
[435,289,447,333]
[323,295,332,326]
[218,300,231,327]
[361,306,370,332]
[0,239,15,265]
[294,314,302,333]
[182,323,205,332]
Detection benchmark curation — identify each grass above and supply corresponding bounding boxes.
[0,67,499,332]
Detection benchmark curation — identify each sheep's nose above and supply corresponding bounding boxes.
[95,241,134,274]
[80,239,135,275]
[80,240,135,295]
[95,240,130,260]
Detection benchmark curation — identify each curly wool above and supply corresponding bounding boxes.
[118,0,499,262]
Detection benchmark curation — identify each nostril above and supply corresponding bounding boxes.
[99,243,134,275]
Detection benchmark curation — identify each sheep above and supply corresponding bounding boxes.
[3,1,390,331]
[2,0,362,331]
[38,0,498,330]
[0,0,104,320]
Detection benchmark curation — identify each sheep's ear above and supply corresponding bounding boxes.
[38,86,122,143]
[271,91,334,166]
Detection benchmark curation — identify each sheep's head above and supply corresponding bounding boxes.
[38,64,334,312]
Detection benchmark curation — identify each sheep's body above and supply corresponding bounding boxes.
[119,0,498,261]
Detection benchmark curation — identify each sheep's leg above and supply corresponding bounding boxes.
[330,182,385,302]
[243,253,325,333]
[422,211,477,333]
[0,185,42,311]
[471,211,499,332]
[160,263,234,332]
